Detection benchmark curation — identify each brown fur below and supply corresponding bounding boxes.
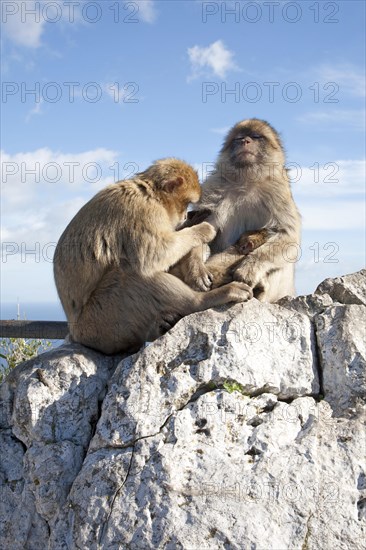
[173,119,301,302]
[206,229,273,290]
[54,158,252,354]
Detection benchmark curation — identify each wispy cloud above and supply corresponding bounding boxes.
[314,64,365,98]
[2,0,46,48]
[299,201,365,230]
[133,0,157,23]
[187,40,238,80]
[210,126,231,135]
[291,159,366,231]
[2,0,87,50]
[25,98,45,122]
[297,109,365,131]
[1,147,119,216]
[291,159,366,199]
[1,146,124,277]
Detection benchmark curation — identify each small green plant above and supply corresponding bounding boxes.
[0,338,52,383]
[223,380,245,394]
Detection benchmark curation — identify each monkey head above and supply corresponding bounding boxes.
[220,118,286,170]
[139,158,201,228]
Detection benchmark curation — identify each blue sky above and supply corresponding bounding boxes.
[1,0,365,313]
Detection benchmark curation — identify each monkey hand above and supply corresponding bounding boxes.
[236,229,270,255]
[236,238,254,255]
[232,261,264,289]
[159,312,183,334]
[184,260,214,292]
[185,208,212,227]
[224,281,253,303]
[192,222,217,245]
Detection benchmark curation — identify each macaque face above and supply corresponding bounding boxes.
[169,191,200,229]
[144,158,201,230]
[229,131,266,167]
[172,200,189,229]
[222,119,285,169]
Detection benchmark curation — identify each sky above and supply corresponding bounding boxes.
[1,0,365,316]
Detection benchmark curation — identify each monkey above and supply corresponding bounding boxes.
[53,158,253,355]
[172,119,301,302]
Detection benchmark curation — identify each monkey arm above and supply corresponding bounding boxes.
[138,222,216,276]
[184,208,212,227]
[232,228,300,289]
[169,210,221,291]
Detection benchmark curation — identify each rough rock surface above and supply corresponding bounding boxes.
[1,270,365,549]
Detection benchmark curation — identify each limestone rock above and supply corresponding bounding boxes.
[1,271,365,549]
[316,304,366,415]
[277,291,333,318]
[0,343,122,549]
[50,394,366,550]
[90,299,318,451]
[315,268,366,306]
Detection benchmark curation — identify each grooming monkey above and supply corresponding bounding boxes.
[173,119,301,302]
[54,158,252,355]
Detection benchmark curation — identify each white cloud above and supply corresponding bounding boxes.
[103,82,140,104]
[2,0,46,48]
[132,0,157,23]
[187,40,238,80]
[2,0,86,50]
[297,110,365,131]
[1,147,119,246]
[290,159,366,230]
[291,159,366,199]
[25,98,45,122]
[299,201,365,230]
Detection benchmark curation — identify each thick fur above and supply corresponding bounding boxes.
[173,119,301,301]
[54,158,252,354]
[206,229,273,293]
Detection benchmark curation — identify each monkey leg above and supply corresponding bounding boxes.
[205,251,242,289]
[146,272,253,341]
[170,244,213,291]
[71,268,252,355]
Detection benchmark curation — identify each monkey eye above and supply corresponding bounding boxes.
[233,133,262,141]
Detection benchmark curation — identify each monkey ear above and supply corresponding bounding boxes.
[163,176,184,193]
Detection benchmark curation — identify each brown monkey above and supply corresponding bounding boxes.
[174,119,301,301]
[54,158,252,355]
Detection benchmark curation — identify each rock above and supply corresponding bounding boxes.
[1,271,365,549]
[316,305,366,415]
[315,268,366,306]
[2,342,122,447]
[0,342,123,549]
[277,292,333,319]
[50,394,366,550]
[0,429,49,550]
[89,300,318,452]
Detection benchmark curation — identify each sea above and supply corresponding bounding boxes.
[0,302,67,375]
[1,302,66,322]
